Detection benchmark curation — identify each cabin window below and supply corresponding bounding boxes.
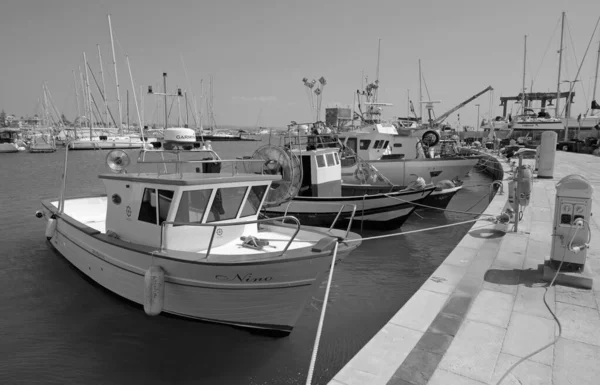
[373,140,381,149]
[138,188,174,225]
[206,186,247,223]
[174,189,212,225]
[138,188,157,224]
[333,152,340,165]
[393,143,403,148]
[240,185,268,217]
[359,139,371,150]
[316,155,326,168]
[158,190,174,225]
[383,141,389,149]
[325,153,335,166]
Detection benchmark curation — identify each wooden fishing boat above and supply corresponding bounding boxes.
[36,128,362,334]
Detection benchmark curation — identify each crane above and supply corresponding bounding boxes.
[431,85,493,126]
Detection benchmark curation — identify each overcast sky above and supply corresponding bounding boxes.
[1,0,599,128]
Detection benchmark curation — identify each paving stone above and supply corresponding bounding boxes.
[501,312,556,366]
[437,319,505,383]
[442,294,474,319]
[528,220,553,243]
[555,285,598,309]
[443,246,478,268]
[428,312,463,337]
[490,352,552,385]
[553,338,600,385]
[555,302,600,347]
[332,324,422,385]
[389,290,448,333]
[492,250,526,270]
[531,206,553,222]
[466,289,514,328]
[482,268,520,295]
[427,369,486,385]
[415,331,453,356]
[390,348,442,385]
[420,264,468,295]
[513,285,556,320]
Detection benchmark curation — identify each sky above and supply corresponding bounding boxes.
[1,0,599,129]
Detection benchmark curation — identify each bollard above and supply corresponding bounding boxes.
[538,131,557,179]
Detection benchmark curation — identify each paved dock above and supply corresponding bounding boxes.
[328,150,600,385]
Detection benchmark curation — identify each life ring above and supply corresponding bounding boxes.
[421,130,440,147]
[354,163,371,183]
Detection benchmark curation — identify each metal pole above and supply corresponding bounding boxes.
[513,155,522,233]
[163,73,168,129]
[108,14,123,134]
[556,11,565,118]
[127,89,129,131]
[522,35,527,115]
[97,44,109,127]
[419,59,423,121]
[475,104,480,131]
[593,37,600,105]
[83,52,93,139]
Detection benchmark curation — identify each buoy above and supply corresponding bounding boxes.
[45,218,57,240]
[144,265,165,316]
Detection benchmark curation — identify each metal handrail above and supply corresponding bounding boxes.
[158,215,302,259]
[328,204,357,239]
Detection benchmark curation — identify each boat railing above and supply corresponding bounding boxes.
[282,202,356,240]
[135,149,268,178]
[158,216,302,259]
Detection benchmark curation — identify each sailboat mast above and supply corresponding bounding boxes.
[419,59,423,120]
[97,44,109,128]
[163,73,168,129]
[522,35,527,113]
[79,66,86,130]
[592,35,600,107]
[83,52,93,139]
[556,11,566,117]
[375,38,381,103]
[72,70,81,123]
[185,92,189,127]
[108,14,123,134]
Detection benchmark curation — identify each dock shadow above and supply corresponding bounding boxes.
[484,265,545,288]
[468,228,506,239]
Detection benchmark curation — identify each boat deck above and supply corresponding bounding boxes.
[51,198,319,259]
[328,150,600,385]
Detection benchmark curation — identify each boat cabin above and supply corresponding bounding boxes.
[337,129,423,162]
[99,170,280,252]
[294,147,342,198]
[0,128,19,144]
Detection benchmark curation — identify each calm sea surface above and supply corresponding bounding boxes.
[0,137,492,385]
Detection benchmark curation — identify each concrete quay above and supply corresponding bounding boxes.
[328,150,600,385]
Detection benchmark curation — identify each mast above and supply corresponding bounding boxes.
[407,89,410,117]
[374,38,381,103]
[185,92,189,127]
[556,11,566,117]
[419,59,423,120]
[79,66,86,132]
[127,89,129,131]
[108,14,123,134]
[177,87,182,127]
[592,34,600,109]
[522,35,527,114]
[125,55,145,142]
[163,73,168,129]
[83,52,93,139]
[97,44,109,127]
[72,70,81,125]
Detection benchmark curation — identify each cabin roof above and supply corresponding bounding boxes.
[99,172,281,186]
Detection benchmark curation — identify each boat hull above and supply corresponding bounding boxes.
[67,140,150,150]
[0,143,19,153]
[341,157,479,186]
[341,184,462,211]
[263,187,435,230]
[196,135,260,142]
[42,203,359,333]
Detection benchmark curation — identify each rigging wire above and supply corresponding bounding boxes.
[531,15,562,90]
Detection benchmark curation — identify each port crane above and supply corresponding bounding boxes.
[424,85,494,128]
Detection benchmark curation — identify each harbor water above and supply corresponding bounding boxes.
[0,138,493,385]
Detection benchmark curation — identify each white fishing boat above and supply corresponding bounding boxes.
[36,127,362,334]
[258,145,435,230]
[0,129,26,153]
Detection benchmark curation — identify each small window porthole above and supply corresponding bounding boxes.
[112,194,122,205]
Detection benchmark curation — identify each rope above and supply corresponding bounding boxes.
[305,242,339,385]
[384,192,495,216]
[344,218,487,243]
